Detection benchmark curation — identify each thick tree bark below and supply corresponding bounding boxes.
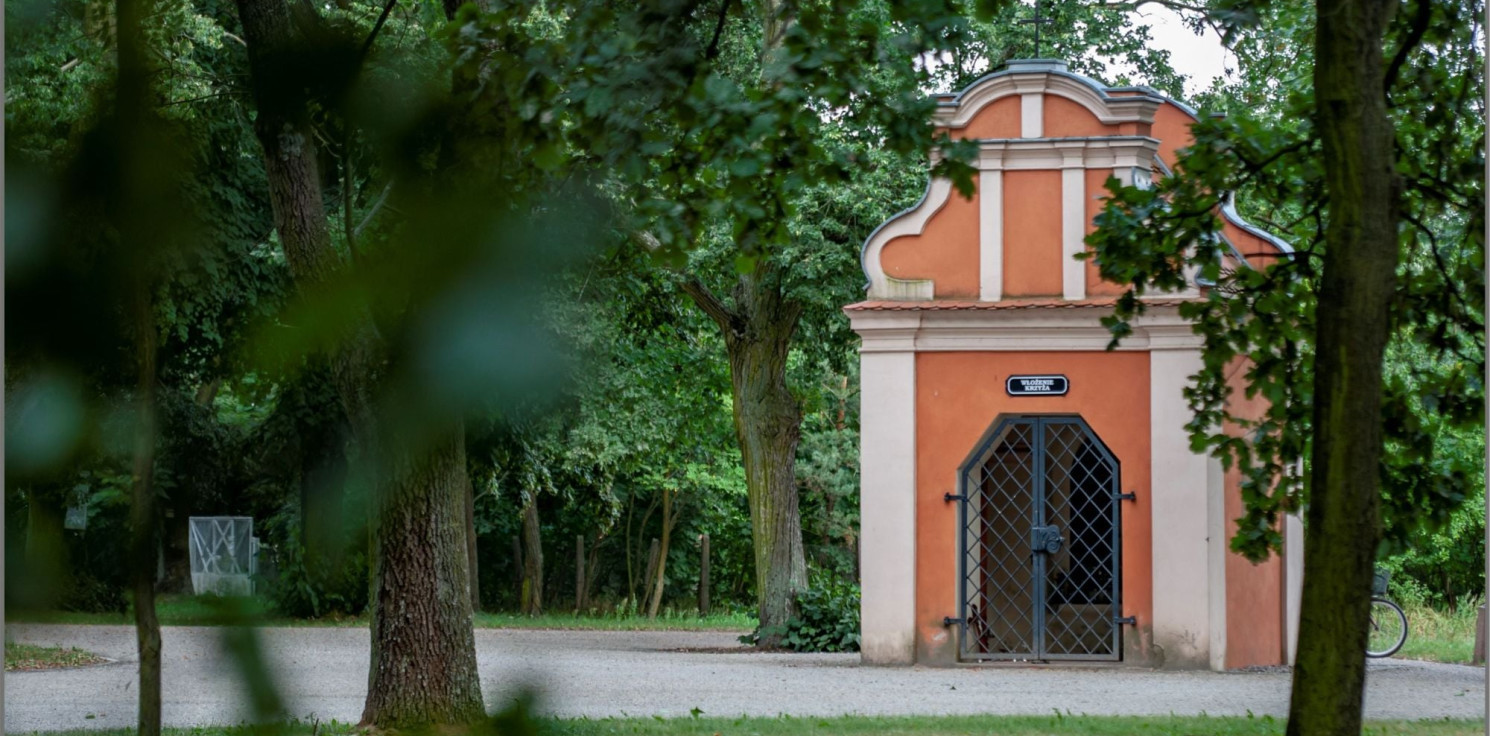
[1286,0,1400,734]
[727,322,807,643]
[233,0,483,727]
[683,267,807,645]
[362,430,484,726]
[520,496,544,616]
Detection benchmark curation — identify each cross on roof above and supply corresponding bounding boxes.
[1019,0,1054,58]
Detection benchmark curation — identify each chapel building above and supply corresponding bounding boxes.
[847,59,1300,670]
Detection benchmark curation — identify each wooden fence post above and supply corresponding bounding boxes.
[698,533,710,617]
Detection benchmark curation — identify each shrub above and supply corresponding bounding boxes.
[1382,484,1485,611]
[745,575,861,652]
[261,508,368,618]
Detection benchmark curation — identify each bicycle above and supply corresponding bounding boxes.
[1366,569,1408,659]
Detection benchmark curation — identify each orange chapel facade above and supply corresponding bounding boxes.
[847,60,1301,670]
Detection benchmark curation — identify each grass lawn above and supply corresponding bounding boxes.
[1395,602,1478,664]
[16,715,1487,736]
[4,642,107,671]
[474,610,754,631]
[8,595,754,632]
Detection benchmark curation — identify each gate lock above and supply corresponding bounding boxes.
[1030,525,1063,555]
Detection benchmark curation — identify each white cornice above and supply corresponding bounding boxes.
[976,137,1161,171]
[848,305,1204,353]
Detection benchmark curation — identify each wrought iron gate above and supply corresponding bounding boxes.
[954,415,1123,661]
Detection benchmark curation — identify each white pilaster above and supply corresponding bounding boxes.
[1149,346,1216,669]
[1020,93,1043,138]
[859,348,918,665]
[1207,455,1228,670]
[1061,152,1086,300]
[979,169,1004,302]
[1284,512,1304,664]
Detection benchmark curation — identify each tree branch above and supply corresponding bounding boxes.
[359,0,399,61]
[624,229,744,333]
[680,278,742,335]
[1384,0,1431,93]
[705,0,733,60]
[354,179,394,239]
[344,135,358,263]
[1403,210,1477,323]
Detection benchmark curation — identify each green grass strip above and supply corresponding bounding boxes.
[9,595,754,632]
[4,642,107,671]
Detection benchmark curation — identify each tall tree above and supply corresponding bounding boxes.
[448,0,988,641]
[1086,0,1482,732]
[119,0,164,726]
[1287,0,1400,731]
[231,0,483,726]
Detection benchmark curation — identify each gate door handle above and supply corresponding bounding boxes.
[1031,525,1063,554]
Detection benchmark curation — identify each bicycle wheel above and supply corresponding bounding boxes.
[1365,598,1408,658]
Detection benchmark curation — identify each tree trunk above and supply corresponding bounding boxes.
[648,488,674,619]
[585,531,605,608]
[575,534,586,612]
[698,533,710,617]
[465,474,481,612]
[116,0,161,725]
[520,496,544,616]
[728,329,807,643]
[682,267,807,645]
[233,0,483,726]
[128,286,163,736]
[361,429,484,727]
[731,276,807,644]
[642,537,660,610]
[511,534,524,589]
[1286,0,1400,734]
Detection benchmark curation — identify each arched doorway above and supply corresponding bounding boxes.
[955,415,1123,661]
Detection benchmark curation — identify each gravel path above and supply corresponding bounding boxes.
[4,624,1483,732]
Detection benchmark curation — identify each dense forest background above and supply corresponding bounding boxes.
[5,0,1483,640]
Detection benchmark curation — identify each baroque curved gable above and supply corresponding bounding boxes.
[860,59,1290,303]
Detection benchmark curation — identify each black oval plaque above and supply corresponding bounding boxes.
[1006,375,1069,396]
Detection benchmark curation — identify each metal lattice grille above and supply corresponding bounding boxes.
[957,416,1122,661]
[189,516,255,597]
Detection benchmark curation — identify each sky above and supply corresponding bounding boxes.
[1126,4,1233,98]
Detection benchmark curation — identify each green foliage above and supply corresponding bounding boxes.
[1084,0,1484,562]
[1380,481,1486,611]
[1389,599,1481,664]
[260,510,370,619]
[745,573,861,652]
